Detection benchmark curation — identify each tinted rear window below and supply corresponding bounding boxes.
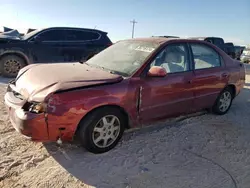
[65,30,100,41]
[225,43,234,47]
[205,38,224,45]
[214,38,224,45]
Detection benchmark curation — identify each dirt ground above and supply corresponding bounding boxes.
[1,65,250,188]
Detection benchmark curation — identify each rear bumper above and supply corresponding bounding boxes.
[4,91,49,141]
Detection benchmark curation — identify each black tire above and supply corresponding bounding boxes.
[77,107,126,154]
[212,87,233,115]
[0,55,26,77]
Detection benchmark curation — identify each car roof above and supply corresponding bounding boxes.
[121,37,181,44]
[41,27,107,34]
[121,37,214,45]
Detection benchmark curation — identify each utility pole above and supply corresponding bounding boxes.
[130,19,137,38]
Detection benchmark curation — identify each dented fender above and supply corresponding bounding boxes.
[43,81,139,141]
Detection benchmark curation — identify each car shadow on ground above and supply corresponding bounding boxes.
[44,88,250,188]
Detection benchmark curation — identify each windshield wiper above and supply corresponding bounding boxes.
[82,64,125,76]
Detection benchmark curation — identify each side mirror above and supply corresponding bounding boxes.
[147,66,167,77]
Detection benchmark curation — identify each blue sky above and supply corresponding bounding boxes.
[0,0,249,45]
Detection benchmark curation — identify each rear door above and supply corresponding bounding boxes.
[139,42,195,123]
[189,43,228,110]
[62,29,102,62]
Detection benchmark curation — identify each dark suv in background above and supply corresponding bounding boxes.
[234,45,245,60]
[224,42,236,59]
[0,27,112,77]
[189,37,225,50]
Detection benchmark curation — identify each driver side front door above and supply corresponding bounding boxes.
[138,43,195,123]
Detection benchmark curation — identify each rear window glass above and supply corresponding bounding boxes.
[65,30,100,41]
[191,44,221,69]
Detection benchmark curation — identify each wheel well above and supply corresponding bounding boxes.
[226,84,236,98]
[74,105,130,136]
[0,52,28,65]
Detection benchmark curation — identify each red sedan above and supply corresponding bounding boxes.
[4,38,245,153]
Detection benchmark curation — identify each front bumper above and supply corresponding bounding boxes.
[4,91,49,141]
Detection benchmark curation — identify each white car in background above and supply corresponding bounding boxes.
[241,47,250,63]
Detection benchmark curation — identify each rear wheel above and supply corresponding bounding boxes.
[0,55,26,77]
[77,107,126,154]
[212,87,233,115]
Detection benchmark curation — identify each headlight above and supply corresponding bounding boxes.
[29,102,47,113]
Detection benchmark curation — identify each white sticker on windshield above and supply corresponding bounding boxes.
[134,46,155,53]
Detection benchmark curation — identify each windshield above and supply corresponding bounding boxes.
[21,29,41,40]
[86,40,160,76]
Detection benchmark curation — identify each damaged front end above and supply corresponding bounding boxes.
[4,79,49,141]
[4,63,125,142]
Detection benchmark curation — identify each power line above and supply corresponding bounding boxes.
[130,19,137,38]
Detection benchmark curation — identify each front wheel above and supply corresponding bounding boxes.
[77,107,126,154]
[0,55,26,77]
[212,88,233,115]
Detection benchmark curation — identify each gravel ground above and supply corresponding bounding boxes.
[0,65,250,188]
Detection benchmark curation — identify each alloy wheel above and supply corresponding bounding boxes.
[4,59,21,75]
[92,115,121,148]
[218,91,232,112]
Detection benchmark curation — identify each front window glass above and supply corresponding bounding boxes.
[150,43,189,73]
[86,40,160,76]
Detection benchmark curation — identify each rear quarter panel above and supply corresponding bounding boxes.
[223,53,245,95]
[204,42,244,92]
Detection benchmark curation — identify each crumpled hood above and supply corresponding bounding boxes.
[13,63,123,102]
[0,32,21,41]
